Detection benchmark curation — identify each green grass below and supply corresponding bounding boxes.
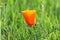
[0,0,60,40]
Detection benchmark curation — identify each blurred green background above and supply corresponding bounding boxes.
[0,0,60,40]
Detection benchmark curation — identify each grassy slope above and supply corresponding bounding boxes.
[0,0,60,40]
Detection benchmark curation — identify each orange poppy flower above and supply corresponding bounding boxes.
[22,10,36,27]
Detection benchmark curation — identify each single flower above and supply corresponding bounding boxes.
[22,10,36,27]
